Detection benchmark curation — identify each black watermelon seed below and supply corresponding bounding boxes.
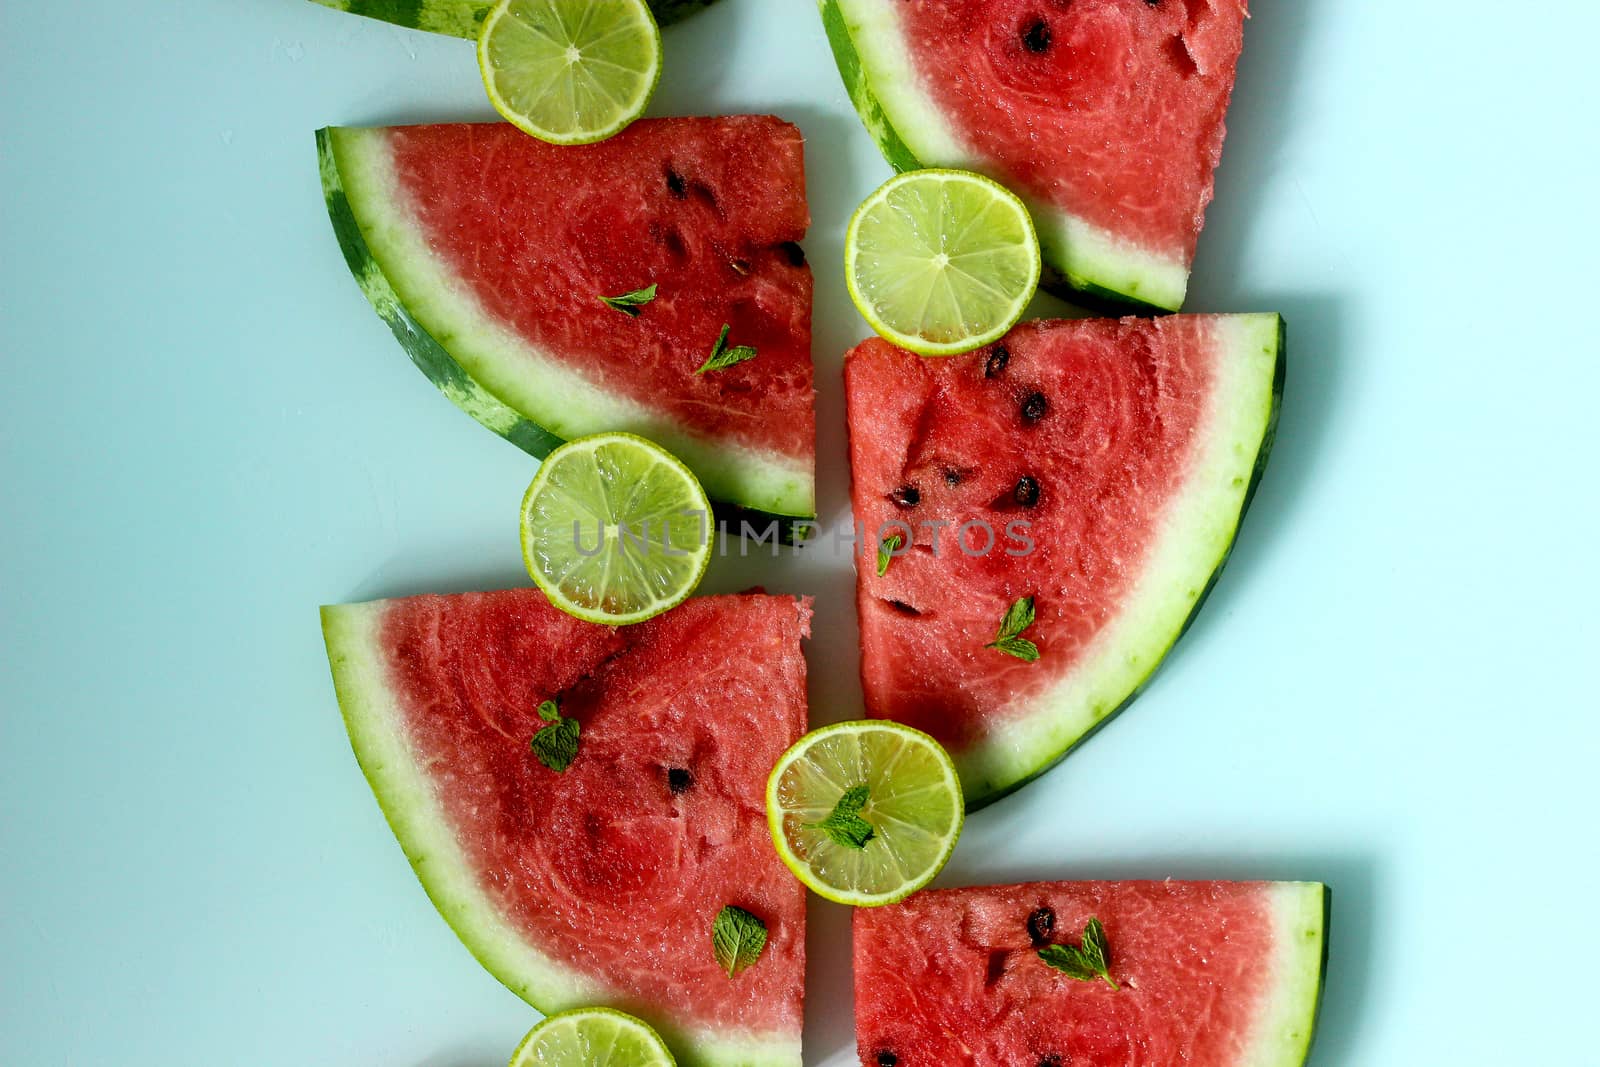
[1039,1057,1065,1067]
[887,599,923,617]
[667,767,694,795]
[1021,391,1049,422]
[1022,19,1052,52]
[1014,476,1041,508]
[892,485,921,507]
[1027,906,1056,945]
[943,468,963,487]
[985,345,1011,378]
[729,258,751,276]
[666,169,688,198]
[781,241,808,267]
[876,1052,899,1067]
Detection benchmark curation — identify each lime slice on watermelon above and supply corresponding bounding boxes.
[508,1007,676,1067]
[766,720,964,907]
[478,0,663,146]
[845,168,1041,357]
[520,432,712,626]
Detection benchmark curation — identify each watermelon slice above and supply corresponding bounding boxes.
[320,589,810,1067]
[317,118,816,527]
[854,880,1328,1066]
[307,0,718,38]
[820,0,1249,311]
[846,315,1282,806]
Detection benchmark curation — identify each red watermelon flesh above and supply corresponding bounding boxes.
[906,0,1245,261]
[854,880,1327,1067]
[321,590,811,1066]
[321,118,815,519]
[846,315,1283,805]
[824,0,1248,309]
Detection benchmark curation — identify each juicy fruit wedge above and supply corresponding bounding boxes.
[766,721,963,906]
[521,433,712,625]
[319,590,810,1066]
[845,169,1040,357]
[510,1007,676,1067]
[854,881,1329,1067]
[479,0,662,146]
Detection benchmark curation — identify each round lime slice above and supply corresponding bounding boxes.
[509,1007,676,1067]
[845,168,1041,357]
[520,432,712,626]
[478,0,662,146]
[766,720,964,907]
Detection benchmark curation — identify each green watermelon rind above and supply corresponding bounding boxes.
[315,127,816,535]
[1249,882,1331,1067]
[320,599,803,1067]
[818,0,1190,312]
[307,0,716,39]
[958,314,1287,808]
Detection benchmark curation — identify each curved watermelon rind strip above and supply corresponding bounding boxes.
[1246,881,1332,1067]
[306,0,717,39]
[315,127,815,544]
[960,314,1287,809]
[817,0,1190,312]
[320,599,803,1067]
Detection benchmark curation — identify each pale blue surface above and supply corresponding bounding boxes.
[2,1,1596,1063]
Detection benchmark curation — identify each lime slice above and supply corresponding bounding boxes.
[478,0,662,146]
[845,168,1041,357]
[766,721,964,907]
[509,1007,676,1067]
[520,432,712,626]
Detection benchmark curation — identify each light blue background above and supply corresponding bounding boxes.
[3,1,1596,1063]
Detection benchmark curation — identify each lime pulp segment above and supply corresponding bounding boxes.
[521,433,712,625]
[479,0,662,145]
[510,1007,676,1067]
[767,721,964,906]
[846,169,1040,356]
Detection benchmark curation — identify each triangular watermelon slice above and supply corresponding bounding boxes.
[821,0,1249,311]
[307,0,719,38]
[855,880,1328,1066]
[846,314,1282,806]
[317,118,815,528]
[320,589,810,1067]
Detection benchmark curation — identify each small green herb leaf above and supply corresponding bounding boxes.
[530,700,580,773]
[599,284,657,317]
[986,596,1040,661]
[876,534,904,577]
[695,323,758,374]
[712,905,769,978]
[806,783,876,850]
[1039,917,1119,990]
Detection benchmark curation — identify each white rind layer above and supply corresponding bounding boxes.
[825,0,1190,310]
[328,127,814,518]
[1239,882,1329,1067]
[320,599,801,1067]
[963,314,1282,799]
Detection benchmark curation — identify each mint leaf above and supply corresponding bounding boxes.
[712,905,768,978]
[986,596,1040,661]
[1039,917,1119,990]
[695,323,758,374]
[876,534,904,577]
[806,783,876,850]
[992,636,1039,662]
[599,284,656,317]
[530,700,580,773]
